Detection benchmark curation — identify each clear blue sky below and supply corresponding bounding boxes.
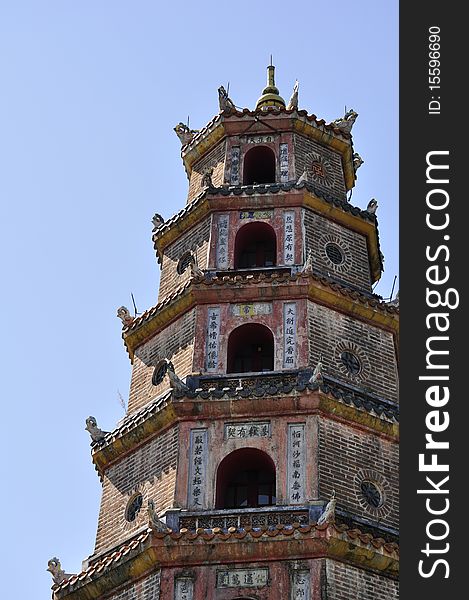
[0,1,397,597]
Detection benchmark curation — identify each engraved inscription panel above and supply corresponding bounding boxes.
[187,429,208,509]
[217,567,269,588]
[287,423,306,504]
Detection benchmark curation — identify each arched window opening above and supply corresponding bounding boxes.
[243,146,276,185]
[227,324,274,374]
[234,222,277,269]
[216,448,276,509]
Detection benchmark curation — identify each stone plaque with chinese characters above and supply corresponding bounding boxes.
[224,421,271,439]
[283,302,297,368]
[231,303,272,317]
[216,214,229,269]
[174,577,194,600]
[216,567,269,588]
[230,146,240,185]
[280,143,289,182]
[291,569,310,600]
[206,307,220,371]
[239,210,273,220]
[188,429,208,509]
[240,134,277,144]
[283,211,295,265]
[287,424,306,504]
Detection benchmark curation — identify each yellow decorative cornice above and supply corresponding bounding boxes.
[53,525,397,599]
[318,395,399,441]
[92,386,397,476]
[123,288,195,362]
[306,281,398,339]
[123,275,398,362]
[181,123,226,178]
[153,189,381,282]
[92,403,178,475]
[179,110,354,184]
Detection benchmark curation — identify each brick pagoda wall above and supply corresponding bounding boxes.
[307,301,399,403]
[187,140,226,203]
[128,309,196,413]
[294,134,347,200]
[318,418,399,530]
[106,571,161,600]
[158,215,212,302]
[303,208,373,292]
[325,560,398,599]
[94,426,179,555]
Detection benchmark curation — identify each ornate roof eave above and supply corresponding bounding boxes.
[122,271,397,363]
[180,107,355,189]
[152,185,382,281]
[91,380,398,478]
[51,523,398,600]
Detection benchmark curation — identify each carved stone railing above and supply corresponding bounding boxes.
[207,265,295,279]
[168,505,317,532]
[164,505,399,543]
[187,369,309,393]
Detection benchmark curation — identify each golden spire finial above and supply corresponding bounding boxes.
[255,61,286,110]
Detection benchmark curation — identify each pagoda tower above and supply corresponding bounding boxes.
[49,66,399,600]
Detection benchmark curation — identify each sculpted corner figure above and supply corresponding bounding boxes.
[117,306,134,327]
[332,108,358,134]
[286,80,299,110]
[164,359,190,393]
[151,212,165,229]
[317,490,336,525]
[148,499,169,532]
[353,152,364,170]
[297,167,309,185]
[85,416,108,443]
[367,198,378,214]
[218,85,235,112]
[189,255,204,278]
[309,355,323,384]
[201,167,214,189]
[174,122,198,145]
[47,557,74,585]
[301,248,313,274]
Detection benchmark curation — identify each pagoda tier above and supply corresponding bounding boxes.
[50,67,398,600]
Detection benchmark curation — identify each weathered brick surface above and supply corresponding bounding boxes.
[128,309,196,414]
[294,134,347,199]
[105,571,161,600]
[160,559,322,600]
[95,426,179,555]
[187,140,226,202]
[303,208,372,292]
[307,301,398,403]
[158,215,212,303]
[324,560,398,600]
[318,418,399,529]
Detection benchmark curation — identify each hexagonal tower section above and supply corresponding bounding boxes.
[50,66,399,600]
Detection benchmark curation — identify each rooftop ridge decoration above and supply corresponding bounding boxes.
[152,181,376,239]
[121,269,397,337]
[51,521,399,596]
[178,106,354,156]
[88,376,398,480]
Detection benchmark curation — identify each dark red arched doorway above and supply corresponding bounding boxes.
[216,448,276,509]
[243,146,276,185]
[227,323,274,374]
[234,222,277,269]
